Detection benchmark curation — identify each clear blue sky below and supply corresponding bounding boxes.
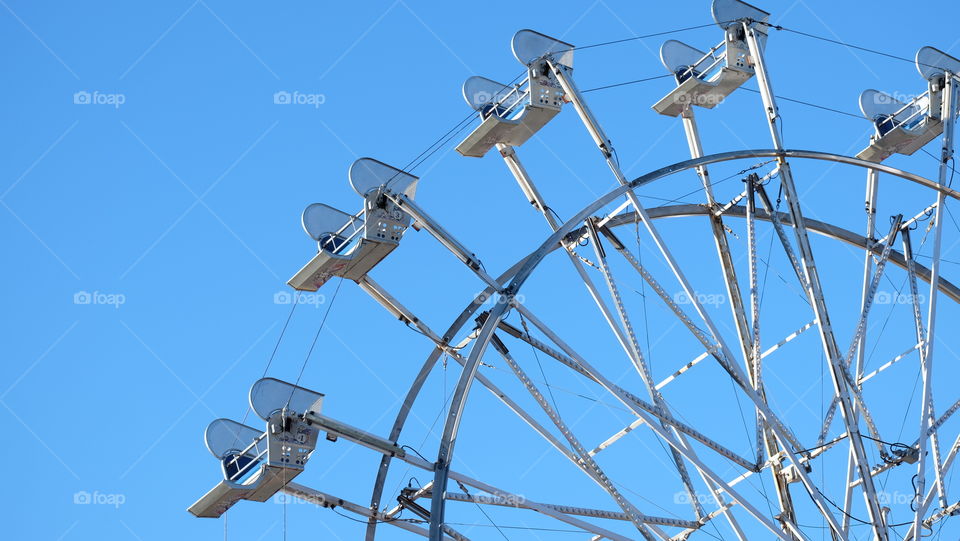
[4,1,960,540]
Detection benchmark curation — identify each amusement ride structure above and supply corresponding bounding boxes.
[187,1,960,539]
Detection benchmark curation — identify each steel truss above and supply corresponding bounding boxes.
[188,9,960,541]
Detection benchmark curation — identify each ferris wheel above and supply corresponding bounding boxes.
[187,1,960,539]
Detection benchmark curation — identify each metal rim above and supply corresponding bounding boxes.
[365,149,960,540]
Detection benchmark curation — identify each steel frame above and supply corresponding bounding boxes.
[363,148,960,541]
[262,147,960,538]
[190,8,960,538]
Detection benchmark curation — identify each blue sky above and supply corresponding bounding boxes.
[4,1,960,540]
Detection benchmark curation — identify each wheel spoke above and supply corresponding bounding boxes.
[490,335,664,540]
[747,25,888,538]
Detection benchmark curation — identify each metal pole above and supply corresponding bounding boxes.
[685,103,798,528]
[427,297,509,540]
[358,278,666,533]
[842,165,880,533]
[913,71,957,534]
[743,23,888,539]
[555,55,853,536]
[549,60,746,387]
[514,305,804,541]
[489,336,662,540]
[497,142,709,522]
[681,106,754,366]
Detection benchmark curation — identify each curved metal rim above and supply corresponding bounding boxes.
[366,149,959,539]
[502,149,958,328]
[604,204,960,304]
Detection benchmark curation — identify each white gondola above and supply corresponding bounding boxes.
[288,158,419,291]
[856,90,940,162]
[917,46,960,82]
[856,47,960,163]
[456,30,571,158]
[248,376,325,421]
[652,0,769,117]
[302,203,361,254]
[188,379,322,518]
[205,418,267,481]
